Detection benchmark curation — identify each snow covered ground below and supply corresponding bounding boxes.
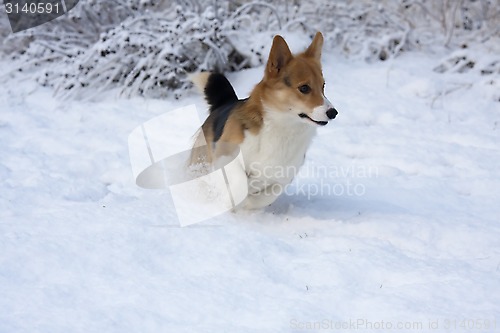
[1,45,499,332]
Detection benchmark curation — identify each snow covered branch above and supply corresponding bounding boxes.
[1,0,498,100]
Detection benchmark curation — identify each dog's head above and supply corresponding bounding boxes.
[261,32,338,126]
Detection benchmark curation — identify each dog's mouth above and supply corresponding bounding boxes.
[298,113,328,126]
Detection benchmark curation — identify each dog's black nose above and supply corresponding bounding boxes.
[326,108,338,119]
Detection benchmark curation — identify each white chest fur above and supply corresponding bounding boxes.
[239,110,316,201]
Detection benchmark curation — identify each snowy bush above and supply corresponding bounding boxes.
[297,0,499,102]
[433,47,500,102]
[1,0,140,57]
[52,2,286,99]
[299,1,409,61]
[1,0,498,100]
[1,0,291,99]
[301,0,500,61]
[434,50,500,75]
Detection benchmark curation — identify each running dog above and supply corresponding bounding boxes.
[190,32,338,209]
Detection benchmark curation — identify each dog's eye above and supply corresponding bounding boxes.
[298,85,311,94]
[323,82,325,91]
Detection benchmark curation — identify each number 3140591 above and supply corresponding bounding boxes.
[5,2,61,14]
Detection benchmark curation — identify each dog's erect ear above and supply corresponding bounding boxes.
[266,35,293,78]
[304,32,324,62]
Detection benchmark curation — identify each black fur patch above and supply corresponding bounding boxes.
[212,102,236,142]
[211,98,248,142]
[203,73,251,142]
[205,73,238,111]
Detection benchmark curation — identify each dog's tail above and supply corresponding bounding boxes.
[189,72,238,112]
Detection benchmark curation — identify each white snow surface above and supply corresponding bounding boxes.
[1,48,500,332]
